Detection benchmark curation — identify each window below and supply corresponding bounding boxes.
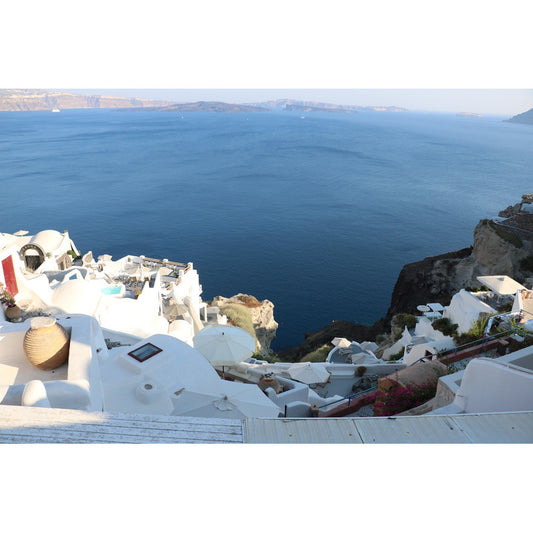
[127,343,162,362]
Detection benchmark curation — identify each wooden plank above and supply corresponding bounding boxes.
[0,421,243,443]
[0,414,243,437]
[244,418,363,444]
[0,427,240,444]
[0,405,243,444]
[0,406,242,428]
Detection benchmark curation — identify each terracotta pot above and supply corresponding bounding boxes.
[4,305,21,321]
[259,373,282,394]
[23,317,70,370]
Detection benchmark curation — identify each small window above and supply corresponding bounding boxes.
[127,343,162,362]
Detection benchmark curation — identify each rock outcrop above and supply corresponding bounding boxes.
[280,194,533,362]
[387,194,533,318]
[506,108,533,125]
[277,319,387,362]
[211,294,278,357]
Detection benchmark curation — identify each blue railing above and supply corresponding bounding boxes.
[314,385,377,414]
[314,327,528,415]
[408,328,519,367]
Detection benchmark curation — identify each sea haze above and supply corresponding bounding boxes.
[1,109,532,349]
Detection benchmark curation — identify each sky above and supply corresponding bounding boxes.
[2,1,532,115]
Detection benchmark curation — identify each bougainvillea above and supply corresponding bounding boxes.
[0,282,16,308]
[371,381,438,416]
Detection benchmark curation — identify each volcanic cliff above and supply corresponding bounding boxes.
[279,194,533,361]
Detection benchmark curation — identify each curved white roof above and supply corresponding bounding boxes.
[0,233,9,250]
[51,279,102,315]
[444,289,497,334]
[30,230,65,253]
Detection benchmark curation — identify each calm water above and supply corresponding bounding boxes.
[1,109,532,348]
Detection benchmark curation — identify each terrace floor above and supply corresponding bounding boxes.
[1,405,531,443]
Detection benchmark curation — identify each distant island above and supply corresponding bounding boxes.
[0,90,410,114]
[125,98,408,114]
[506,107,533,125]
[0,89,174,112]
[283,103,357,113]
[128,101,270,113]
[253,99,408,113]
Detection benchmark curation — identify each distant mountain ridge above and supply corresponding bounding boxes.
[129,101,269,113]
[0,89,173,112]
[506,107,533,125]
[252,98,408,113]
[0,90,409,113]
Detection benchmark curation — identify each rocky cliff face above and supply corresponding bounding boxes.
[276,319,387,362]
[280,195,533,362]
[211,294,278,357]
[387,195,533,317]
[506,108,533,125]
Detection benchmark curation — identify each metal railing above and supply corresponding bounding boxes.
[407,328,520,367]
[314,327,529,415]
[314,385,378,414]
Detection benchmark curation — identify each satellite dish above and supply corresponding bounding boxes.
[14,230,29,236]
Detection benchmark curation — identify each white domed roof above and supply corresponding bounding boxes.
[0,233,9,250]
[30,230,65,253]
[51,279,101,315]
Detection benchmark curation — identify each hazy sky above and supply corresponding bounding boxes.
[68,88,532,116]
[4,2,533,117]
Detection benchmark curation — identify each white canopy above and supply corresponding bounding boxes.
[171,380,281,419]
[287,362,330,384]
[331,337,351,348]
[193,325,256,367]
[476,275,527,296]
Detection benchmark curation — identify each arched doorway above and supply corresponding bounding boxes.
[20,244,45,272]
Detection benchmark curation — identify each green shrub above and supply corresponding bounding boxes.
[464,286,484,293]
[388,349,404,361]
[497,301,513,313]
[301,344,331,363]
[432,317,458,337]
[469,314,493,337]
[455,315,494,345]
[395,313,417,330]
[219,304,257,339]
[455,332,480,345]
[447,363,461,374]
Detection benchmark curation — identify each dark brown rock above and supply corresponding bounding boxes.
[277,318,387,362]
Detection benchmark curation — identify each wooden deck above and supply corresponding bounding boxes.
[0,405,243,443]
[1,405,532,444]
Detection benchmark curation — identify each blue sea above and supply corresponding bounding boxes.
[1,108,532,349]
